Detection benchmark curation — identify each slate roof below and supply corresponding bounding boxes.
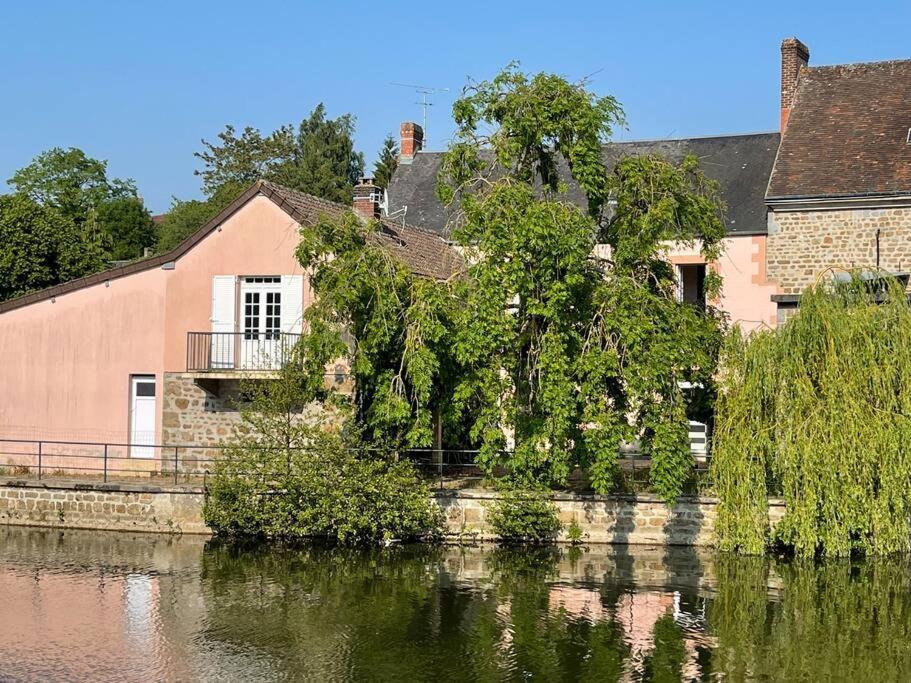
[387,132,780,236]
[0,181,461,314]
[768,60,911,199]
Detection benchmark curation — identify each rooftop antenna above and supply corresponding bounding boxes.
[390,82,449,148]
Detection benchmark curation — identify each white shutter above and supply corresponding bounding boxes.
[281,275,304,334]
[211,275,236,368]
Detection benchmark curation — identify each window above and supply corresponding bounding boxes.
[677,264,707,306]
[243,276,281,284]
[265,291,282,340]
[243,291,260,339]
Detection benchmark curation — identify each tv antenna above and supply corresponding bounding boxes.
[390,82,449,148]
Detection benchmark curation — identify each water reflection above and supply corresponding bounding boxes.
[0,527,910,681]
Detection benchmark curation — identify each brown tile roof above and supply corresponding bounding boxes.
[259,181,463,280]
[767,60,911,199]
[0,181,462,314]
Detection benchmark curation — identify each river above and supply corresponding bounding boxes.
[0,526,909,681]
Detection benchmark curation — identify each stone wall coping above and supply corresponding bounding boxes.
[434,488,786,507]
[0,478,205,495]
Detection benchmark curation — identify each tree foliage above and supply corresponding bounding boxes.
[289,66,726,503]
[0,193,107,301]
[437,65,727,500]
[5,147,156,275]
[712,274,911,557]
[96,196,157,260]
[373,135,399,190]
[155,180,244,252]
[195,104,365,204]
[294,212,461,451]
[8,147,137,226]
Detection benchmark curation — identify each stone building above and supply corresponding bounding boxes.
[767,39,911,321]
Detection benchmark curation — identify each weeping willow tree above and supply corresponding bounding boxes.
[713,273,911,557]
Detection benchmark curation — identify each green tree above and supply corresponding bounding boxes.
[373,135,399,190]
[8,147,137,226]
[0,194,106,301]
[96,196,157,260]
[712,275,911,557]
[155,181,244,252]
[195,104,365,204]
[295,211,462,451]
[438,66,727,500]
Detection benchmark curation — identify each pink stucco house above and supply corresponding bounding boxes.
[0,181,458,471]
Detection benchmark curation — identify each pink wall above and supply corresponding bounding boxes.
[667,235,779,332]
[0,195,308,449]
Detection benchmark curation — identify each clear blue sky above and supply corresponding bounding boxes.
[3,0,911,213]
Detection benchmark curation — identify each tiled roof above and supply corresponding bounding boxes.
[387,133,780,236]
[0,181,462,314]
[768,60,911,199]
[260,181,463,280]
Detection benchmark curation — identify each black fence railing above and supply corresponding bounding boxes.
[186,332,302,372]
[0,439,711,493]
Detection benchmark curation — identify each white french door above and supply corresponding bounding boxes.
[130,376,156,459]
[240,277,282,369]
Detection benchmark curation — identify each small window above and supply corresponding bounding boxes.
[677,264,707,306]
[135,381,155,397]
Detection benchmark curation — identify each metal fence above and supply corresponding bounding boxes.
[0,438,711,493]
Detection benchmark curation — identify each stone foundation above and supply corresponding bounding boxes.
[0,480,788,546]
[0,479,207,534]
[437,490,786,544]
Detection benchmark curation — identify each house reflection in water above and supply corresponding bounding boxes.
[548,585,714,680]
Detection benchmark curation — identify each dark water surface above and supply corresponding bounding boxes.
[0,527,910,682]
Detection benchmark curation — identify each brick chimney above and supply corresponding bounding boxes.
[353,177,381,220]
[780,37,809,131]
[399,122,424,163]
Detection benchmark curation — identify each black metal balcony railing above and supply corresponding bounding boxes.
[186,332,301,372]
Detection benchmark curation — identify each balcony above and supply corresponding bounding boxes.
[186,331,301,374]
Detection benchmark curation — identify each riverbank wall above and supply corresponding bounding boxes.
[0,478,786,544]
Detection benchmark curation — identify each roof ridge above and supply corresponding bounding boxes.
[405,131,781,157]
[806,57,911,71]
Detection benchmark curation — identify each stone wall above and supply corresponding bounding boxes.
[437,490,786,545]
[161,373,330,472]
[161,373,246,470]
[0,481,788,546]
[0,480,207,534]
[767,206,911,295]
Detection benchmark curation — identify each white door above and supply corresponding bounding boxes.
[130,376,156,459]
[240,277,282,369]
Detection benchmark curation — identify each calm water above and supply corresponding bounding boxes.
[0,528,910,682]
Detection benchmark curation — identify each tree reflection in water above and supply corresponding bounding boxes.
[3,527,911,681]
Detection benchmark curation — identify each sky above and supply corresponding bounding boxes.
[3,1,911,213]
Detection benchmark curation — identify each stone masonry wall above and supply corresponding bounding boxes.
[161,373,329,472]
[0,481,787,546]
[161,373,246,470]
[0,480,207,534]
[767,207,911,294]
[437,490,786,545]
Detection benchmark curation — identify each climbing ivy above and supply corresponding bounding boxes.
[713,274,911,557]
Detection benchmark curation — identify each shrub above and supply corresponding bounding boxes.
[204,429,443,545]
[487,487,561,544]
